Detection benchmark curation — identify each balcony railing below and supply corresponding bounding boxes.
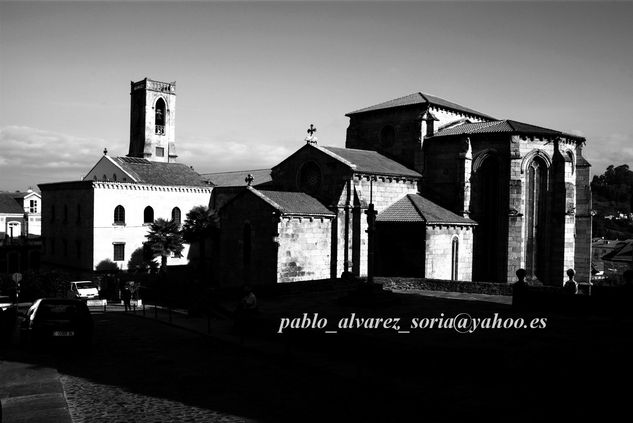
[155,125,165,135]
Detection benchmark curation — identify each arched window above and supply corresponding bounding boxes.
[144,206,154,224]
[526,157,548,280]
[380,125,395,148]
[114,205,125,224]
[113,174,117,182]
[171,207,181,225]
[103,174,107,181]
[451,237,459,281]
[155,98,166,135]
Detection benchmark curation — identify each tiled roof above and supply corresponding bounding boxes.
[0,193,24,214]
[321,146,421,178]
[602,239,633,262]
[112,157,209,186]
[377,194,476,225]
[431,120,585,141]
[201,169,272,187]
[251,188,334,216]
[347,92,495,119]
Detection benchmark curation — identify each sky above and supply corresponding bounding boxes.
[1,0,632,191]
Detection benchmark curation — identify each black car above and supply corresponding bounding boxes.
[21,298,93,350]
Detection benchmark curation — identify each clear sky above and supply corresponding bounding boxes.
[1,0,632,191]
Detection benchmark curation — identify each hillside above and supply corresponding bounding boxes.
[591,164,633,240]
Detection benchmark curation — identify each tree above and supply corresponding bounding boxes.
[181,206,220,279]
[144,218,185,273]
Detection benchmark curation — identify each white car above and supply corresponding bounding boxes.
[68,281,100,300]
[0,295,14,312]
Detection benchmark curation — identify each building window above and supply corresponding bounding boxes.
[29,200,37,213]
[526,157,548,281]
[113,174,117,182]
[114,205,125,225]
[113,243,125,262]
[451,237,459,281]
[156,147,165,157]
[144,206,154,224]
[103,174,107,181]
[155,98,166,135]
[171,207,181,225]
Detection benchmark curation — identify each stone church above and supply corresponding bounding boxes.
[40,78,592,286]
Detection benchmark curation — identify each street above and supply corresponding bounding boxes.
[2,291,633,422]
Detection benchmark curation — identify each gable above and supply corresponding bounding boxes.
[85,156,137,183]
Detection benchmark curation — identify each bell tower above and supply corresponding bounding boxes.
[128,77,177,163]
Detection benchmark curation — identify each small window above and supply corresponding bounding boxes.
[451,237,459,281]
[103,174,107,181]
[114,205,125,224]
[144,206,154,224]
[113,243,125,262]
[172,207,181,225]
[29,199,37,213]
[113,174,117,181]
[156,147,165,157]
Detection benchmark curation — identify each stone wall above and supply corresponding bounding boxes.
[277,216,333,282]
[424,225,474,281]
[574,146,592,283]
[377,276,513,296]
[217,190,280,286]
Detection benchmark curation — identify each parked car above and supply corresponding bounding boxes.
[67,281,100,300]
[0,295,17,343]
[0,295,15,312]
[21,298,93,350]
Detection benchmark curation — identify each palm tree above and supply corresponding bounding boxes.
[144,218,185,273]
[181,206,219,278]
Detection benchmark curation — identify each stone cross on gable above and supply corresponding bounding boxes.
[245,173,254,186]
[305,124,318,145]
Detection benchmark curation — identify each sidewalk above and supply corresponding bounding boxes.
[0,361,72,423]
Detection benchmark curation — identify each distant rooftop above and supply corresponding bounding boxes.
[0,193,24,214]
[201,169,272,187]
[347,92,495,120]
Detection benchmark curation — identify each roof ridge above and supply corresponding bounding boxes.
[407,194,427,222]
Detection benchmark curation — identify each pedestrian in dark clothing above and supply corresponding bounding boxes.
[512,268,529,309]
[122,287,132,312]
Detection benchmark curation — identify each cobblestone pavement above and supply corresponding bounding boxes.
[61,374,252,423]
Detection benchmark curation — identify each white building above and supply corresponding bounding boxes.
[40,78,213,272]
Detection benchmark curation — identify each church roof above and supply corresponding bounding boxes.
[346,92,495,119]
[431,120,585,142]
[377,194,476,226]
[250,188,334,216]
[112,157,208,186]
[0,193,24,214]
[321,146,422,178]
[201,169,272,187]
